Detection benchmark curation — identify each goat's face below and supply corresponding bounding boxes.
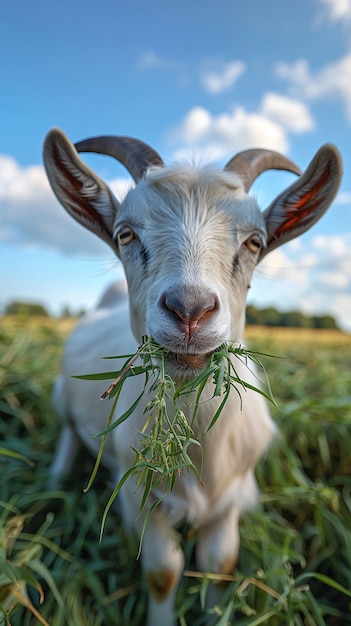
[43,129,342,373]
[117,167,265,369]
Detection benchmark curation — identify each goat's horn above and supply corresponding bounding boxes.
[74,136,164,182]
[224,149,301,192]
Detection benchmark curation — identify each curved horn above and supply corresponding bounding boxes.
[224,149,302,193]
[74,135,164,183]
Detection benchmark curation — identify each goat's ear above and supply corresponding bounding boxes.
[260,144,342,260]
[43,128,120,253]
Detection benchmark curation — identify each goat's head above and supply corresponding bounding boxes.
[43,129,342,373]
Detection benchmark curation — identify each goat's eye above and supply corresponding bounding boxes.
[245,235,262,253]
[117,226,135,246]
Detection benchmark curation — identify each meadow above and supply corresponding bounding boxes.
[1,316,351,625]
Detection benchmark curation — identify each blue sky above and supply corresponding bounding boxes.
[1,0,351,330]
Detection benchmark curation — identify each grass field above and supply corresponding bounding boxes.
[1,316,351,625]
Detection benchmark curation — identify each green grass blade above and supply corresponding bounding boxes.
[296,572,351,598]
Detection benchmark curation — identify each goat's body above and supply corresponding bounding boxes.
[53,280,275,520]
[44,129,341,625]
[52,280,275,625]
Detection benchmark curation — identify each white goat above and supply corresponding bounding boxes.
[43,129,342,626]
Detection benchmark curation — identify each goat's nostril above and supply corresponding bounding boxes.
[161,290,219,338]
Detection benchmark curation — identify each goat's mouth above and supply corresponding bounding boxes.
[174,352,209,368]
[166,349,217,370]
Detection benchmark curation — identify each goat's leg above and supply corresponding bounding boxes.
[48,422,79,488]
[120,489,184,626]
[141,512,185,626]
[196,505,240,618]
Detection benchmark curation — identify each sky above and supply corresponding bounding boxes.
[1,0,351,331]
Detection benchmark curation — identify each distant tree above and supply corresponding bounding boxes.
[261,307,282,327]
[60,305,86,318]
[246,305,262,325]
[60,305,73,318]
[312,315,338,329]
[5,301,49,317]
[283,311,313,328]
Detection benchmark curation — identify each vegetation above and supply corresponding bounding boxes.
[4,302,50,317]
[0,317,350,625]
[246,305,339,329]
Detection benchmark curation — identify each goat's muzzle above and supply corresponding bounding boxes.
[160,290,219,342]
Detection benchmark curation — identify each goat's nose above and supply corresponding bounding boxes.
[161,289,219,340]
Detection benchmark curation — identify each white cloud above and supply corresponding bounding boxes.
[170,105,288,161]
[253,233,351,331]
[174,107,212,144]
[335,190,351,205]
[276,53,351,121]
[169,93,315,161]
[201,60,246,94]
[109,177,133,202]
[0,155,129,257]
[260,93,315,133]
[0,156,46,203]
[317,0,351,23]
[136,53,246,93]
[136,50,183,72]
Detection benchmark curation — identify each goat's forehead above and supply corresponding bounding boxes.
[120,166,264,230]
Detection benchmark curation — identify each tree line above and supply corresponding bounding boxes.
[3,300,339,329]
[246,305,338,329]
[3,302,85,318]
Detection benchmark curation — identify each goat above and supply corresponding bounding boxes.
[43,129,342,625]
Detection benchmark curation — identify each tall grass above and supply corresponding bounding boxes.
[0,317,350,625]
